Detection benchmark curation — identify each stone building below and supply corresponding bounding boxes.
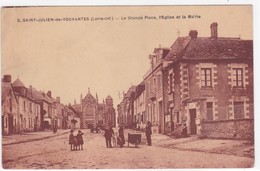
[117,86,136,128]
[165,22,253,139]
[143,47,171,134]
[31,88,52,130]
[73,88,116,128]
[2,75,19,135]
[12,78,41,132]
[133,81,146,130]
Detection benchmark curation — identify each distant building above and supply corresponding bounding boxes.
[72,88,116,128]
[117,86,136,128]
[67,105,81,130]
[133,81,146,130]
[54,97,65,129]
[104,95,116,127]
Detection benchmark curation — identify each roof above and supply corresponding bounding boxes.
[134,82,145,99]
[183,38,253,59]
[68,105,81,118]
[166,37,253,61]
[72,104,81,113]
[13,78,26,87]
[31,88,52,103]
[165,36,191,60]
[125,86,136,98]
[82,88,96,102]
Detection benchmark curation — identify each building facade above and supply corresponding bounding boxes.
[165,23,253,139]
[2,75,19,135]
[73,88,116,128]
[133,81,146,130]
[143,47,171,134]
[117,86,136,128]
[12,78,41,132]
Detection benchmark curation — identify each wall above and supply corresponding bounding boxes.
[201,118,254,140]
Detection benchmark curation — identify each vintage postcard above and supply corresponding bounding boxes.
[1,5,254,169]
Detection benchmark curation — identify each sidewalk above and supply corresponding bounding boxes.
[2,129,70,146]
[126,129,254,158]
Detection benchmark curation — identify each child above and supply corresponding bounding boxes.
[77,130,84,150]
[69,130,75,151]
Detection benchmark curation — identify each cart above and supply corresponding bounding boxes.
[127,133,141,148]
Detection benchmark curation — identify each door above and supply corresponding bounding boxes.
[189,109,197,135]
[159,101,162,133]
[8,115,13,134]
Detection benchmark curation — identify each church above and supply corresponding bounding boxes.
[72,88,116,129]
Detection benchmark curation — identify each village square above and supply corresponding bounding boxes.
[1,5,255,169]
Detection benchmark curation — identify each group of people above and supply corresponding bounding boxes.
[69,121,188,150]
[69,129,84,151]
[104,126,125,148]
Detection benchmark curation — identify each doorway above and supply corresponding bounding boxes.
[8,115,13,134]
[189,109,197,135]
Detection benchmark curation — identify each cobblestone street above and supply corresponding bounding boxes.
[2,129,254,169]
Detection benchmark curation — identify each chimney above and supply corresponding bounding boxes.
[29,85,33,97]
[3,75,11,82]
[47,90,52,98]
[56,97,60,103]
[189,30,198,38]
[210,22,218,39]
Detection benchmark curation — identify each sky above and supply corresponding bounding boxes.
[1,5,253,106]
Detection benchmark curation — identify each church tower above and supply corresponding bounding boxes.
[104,95,116,127]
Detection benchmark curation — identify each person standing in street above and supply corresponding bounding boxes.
[104,126,114,148]
[118,126,125,148]
[182,121,188,137]
[69,129,75,151]
[145,121,152,146]
[77,130,84,150]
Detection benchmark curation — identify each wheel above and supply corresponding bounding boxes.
[111,137,116,147]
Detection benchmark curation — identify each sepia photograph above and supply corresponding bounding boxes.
[1,4,255,169]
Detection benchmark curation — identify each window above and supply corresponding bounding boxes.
[23,101,26,111]
[29,103,32,113]
[206,102,213,120]
[146,82,150,96]
[36,106,39,116]
[158,74,162,90]
[5,117,8,128]
[234,101,244,119]
[233,68,243,87]
[169,73,173,92]
[10,98,12,113]
[153,77,156,91]
[201,68,212,87]
[176,112,180,123]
